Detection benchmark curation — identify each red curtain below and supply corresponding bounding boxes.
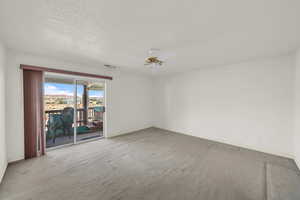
[23,69,44,159]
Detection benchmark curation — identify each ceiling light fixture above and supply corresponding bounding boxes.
[144,48,164,69]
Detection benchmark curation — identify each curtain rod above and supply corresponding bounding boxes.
[20,64,113,80]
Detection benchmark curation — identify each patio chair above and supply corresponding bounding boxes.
[62,107,74,138]
[47,114,64,143]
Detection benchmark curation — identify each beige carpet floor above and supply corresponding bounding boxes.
[0,128,299,200]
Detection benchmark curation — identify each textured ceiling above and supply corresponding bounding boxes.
[0,0,300,74]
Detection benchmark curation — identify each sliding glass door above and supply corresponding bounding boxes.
[75,80,104,142]
[44,73,105,149]
[44,76,75,148]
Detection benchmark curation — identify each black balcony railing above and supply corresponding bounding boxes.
[45,107,103,125]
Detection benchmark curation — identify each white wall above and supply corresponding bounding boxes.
[4,49,297,163]
[5,50,154,162]
[154,56,294,158]
[0,42,7,182]
[294,49,300,167]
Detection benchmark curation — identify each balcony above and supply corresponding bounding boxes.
[45,106,104,148]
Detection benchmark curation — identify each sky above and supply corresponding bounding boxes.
[44,82,104,97]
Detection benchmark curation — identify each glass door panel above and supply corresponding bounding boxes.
[75,80,104,142]
[44,76,75,148]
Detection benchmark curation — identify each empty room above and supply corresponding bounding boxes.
[1,0,300,199]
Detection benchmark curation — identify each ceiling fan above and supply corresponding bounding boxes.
[144,48,170,69]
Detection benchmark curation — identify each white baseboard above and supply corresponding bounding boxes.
[295,158,300,170]
[8,155,24,164]
[155,127,294,159]
[107,126,154,138]
[0,162,7,184]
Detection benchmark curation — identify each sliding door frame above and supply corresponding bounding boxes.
[73,78,77,144]
[73,77,107,145]
[44,72,107,151]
